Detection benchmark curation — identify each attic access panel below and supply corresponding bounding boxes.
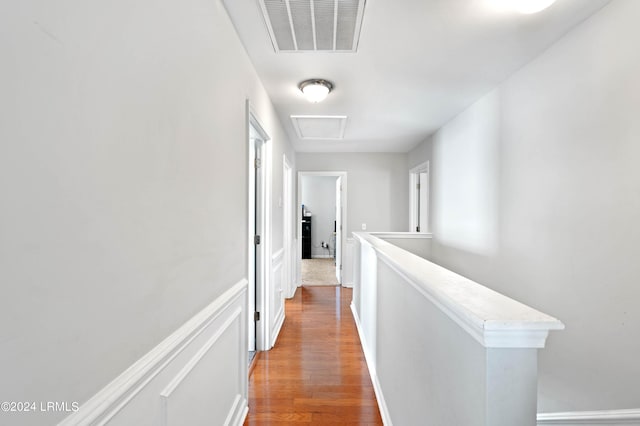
[258,0,366,52]
[291,115,347,140]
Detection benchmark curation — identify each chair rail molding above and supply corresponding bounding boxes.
[58,279,248,426]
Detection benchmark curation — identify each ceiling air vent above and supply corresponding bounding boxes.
[259,0,366,52]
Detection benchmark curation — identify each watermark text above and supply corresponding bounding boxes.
[1,401,79,413]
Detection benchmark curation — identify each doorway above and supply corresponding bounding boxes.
[410,161,429,233]
[297,171,347,288]
[247,108,270,359]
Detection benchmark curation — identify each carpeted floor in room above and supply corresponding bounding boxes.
[301,258,339,286]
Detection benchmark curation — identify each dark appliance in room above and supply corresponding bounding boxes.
[302,216,312,259]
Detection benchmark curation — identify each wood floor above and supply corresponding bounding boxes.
[244,286,383,425]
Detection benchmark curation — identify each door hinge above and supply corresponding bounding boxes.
[254,235,261,245]
[255,158,261,169]
[416,183,420,189]
[340,264,343,270]
[254,312,260,321]
[416,226,420,232]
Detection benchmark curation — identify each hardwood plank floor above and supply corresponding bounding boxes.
[244,286,383,425]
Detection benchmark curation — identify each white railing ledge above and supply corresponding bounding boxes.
[369,231,433,239]
[537,408,640,424]
[354,232,564,349]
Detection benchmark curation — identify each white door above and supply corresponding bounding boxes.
[248,136,263,352]
[335,176,342,284]
[418,172,428,232]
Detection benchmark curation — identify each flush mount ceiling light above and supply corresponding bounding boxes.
[488,0,556,14]
[299,79,334,103]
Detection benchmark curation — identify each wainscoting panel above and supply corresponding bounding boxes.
[57,280,248,426]
[270,249,285,348]
[350,302,392,426]
[160,308,242,426]
[287,239,297,299]
[343,237,355,287]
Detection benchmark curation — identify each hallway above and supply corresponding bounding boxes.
[301,259,339,286]
[244,286,383,425]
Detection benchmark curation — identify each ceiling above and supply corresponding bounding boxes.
[223,0,611,153]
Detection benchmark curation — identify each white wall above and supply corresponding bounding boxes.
[296,153,409,237]
[409,0,640,413]
[0,1,294,425]
[301,176,336,257]
[375,234,433,260]
[408,137,433,170]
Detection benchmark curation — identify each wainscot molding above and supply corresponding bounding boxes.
[342,238,354,288]
[286,285,297,299]
[272,247,284,264]
[537,408,640,425]
[350,302,392,426]
[58,279,248,426]
[224,395,247,426]
[271,306,285,348]
[270,248,285,348]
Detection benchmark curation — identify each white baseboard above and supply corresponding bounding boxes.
[224,395,248,426]
[311,254,332,259]
[350,302,392,426]
[58,280,248,426]
[286,286,297,299]
[271,249,286,348]
[271,306,285,348]
[537,409,640,425]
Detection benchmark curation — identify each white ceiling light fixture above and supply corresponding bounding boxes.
[487,0,557,14]
[299,79,334,103]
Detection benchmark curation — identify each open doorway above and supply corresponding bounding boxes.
[297,171,347,288]
[410,161,429,233]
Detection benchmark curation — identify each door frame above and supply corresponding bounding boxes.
[409,161,430,233]
[247,101,272,352]
[297,171,348,286]
[283,155,295,298]
[335,176,343,284]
